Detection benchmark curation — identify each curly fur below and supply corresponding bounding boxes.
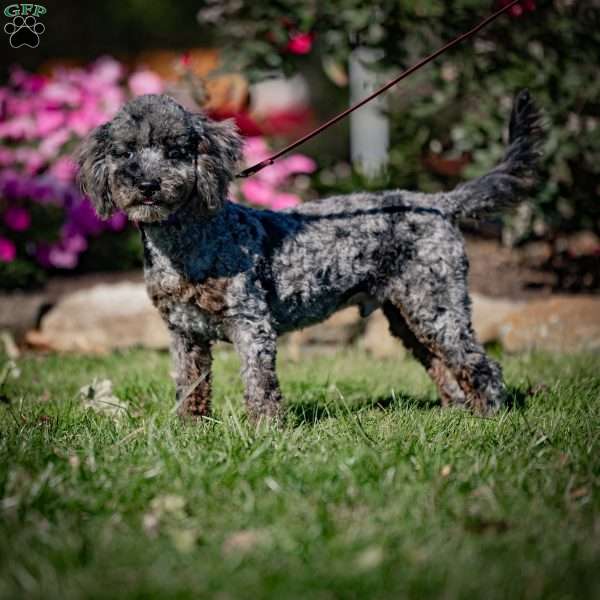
[77,91,542,421]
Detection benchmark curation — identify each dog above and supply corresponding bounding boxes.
[77,90,542,422]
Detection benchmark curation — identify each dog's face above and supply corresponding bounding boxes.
[77,94,242,222]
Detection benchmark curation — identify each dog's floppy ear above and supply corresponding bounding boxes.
[77,123,114,218]
[193,116,243,213]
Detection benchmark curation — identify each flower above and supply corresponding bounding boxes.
[270,192,301,210]
[49,156,78,182]
[286,32,314,55]
[36,110,65,136]
[129,71,163,96]
[106,211,128,231]
[92,56,124,84]
[181,51,192,68]
[496,0,536,18]
[4,206,31,231]
[0,237,16,262]
[238,136,314,211]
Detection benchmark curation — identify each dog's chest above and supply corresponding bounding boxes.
[145,268,231,339]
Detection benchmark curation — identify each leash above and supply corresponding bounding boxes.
[237,0,524,179]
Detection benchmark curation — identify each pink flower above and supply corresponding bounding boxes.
[240,180,301,210]
[39,129,71,158]
[270,192,300,210]
[16,148,45,174]
[62,232,87,253]
[280,154,317,174]
[0,116,36,140]
[4,206,31,231]
[243,137,271,163]
[129,71,163,96]
[0,237,16,262]
[36,110,65,136]
[49,156,78,182]
[43,82,81,106]
[0,148,14,166]
[286,32,314,55]
[48,246,78,269]
[67,106,106,137]
[92,57,124,84]
[240,179,273,206]
[9,68,46,92]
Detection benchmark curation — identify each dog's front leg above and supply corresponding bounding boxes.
[170,331,213,419]
[231,321,283,424]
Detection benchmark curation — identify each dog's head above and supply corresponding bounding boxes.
[77,94,242,223]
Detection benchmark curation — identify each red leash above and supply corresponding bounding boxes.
[237,0,524,178]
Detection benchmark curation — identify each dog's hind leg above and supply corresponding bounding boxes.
[382,302,467,408]
[383,255,505,415]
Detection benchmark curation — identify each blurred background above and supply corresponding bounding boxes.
[1,0,599,355]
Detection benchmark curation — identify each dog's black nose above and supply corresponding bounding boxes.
[137,179,161,195]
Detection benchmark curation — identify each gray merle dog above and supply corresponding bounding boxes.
[77,91,542,422]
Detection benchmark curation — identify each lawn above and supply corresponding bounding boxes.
[0,347,598,599]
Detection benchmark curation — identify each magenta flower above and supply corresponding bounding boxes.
[286,32,314,55]
[106,211,128,231]
[0,148,14,166]
[4,206,31,231]
[0,237,16,262]
[496,0,536,17]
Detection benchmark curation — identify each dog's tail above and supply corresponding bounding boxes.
[442,89,543,219]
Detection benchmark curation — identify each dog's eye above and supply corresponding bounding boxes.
[112,148,133,159]
[167,148,186,160]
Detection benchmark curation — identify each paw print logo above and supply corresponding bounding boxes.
[4,14,45,48]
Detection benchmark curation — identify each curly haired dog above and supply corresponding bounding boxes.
[77,90,542,422]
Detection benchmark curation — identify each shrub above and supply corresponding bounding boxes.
[0,58,315,289]
[203,0,600,241]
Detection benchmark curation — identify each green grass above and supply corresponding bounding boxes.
[0,348,599,599]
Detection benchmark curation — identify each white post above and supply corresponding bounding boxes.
[349,47,389,177]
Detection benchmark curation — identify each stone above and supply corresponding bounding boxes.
[470,293,524,344]
[26,283,169,353]
[0,292,47,341]
[499,295,600,353]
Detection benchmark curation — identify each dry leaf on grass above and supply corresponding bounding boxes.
[143,495,186,534]
[222,529,270,557]
[78,379,128,416]
[440,464,452,477]
[355,546,384,571]
[0,331,20,360]
[142,494,199,552]
[0,358,21,405]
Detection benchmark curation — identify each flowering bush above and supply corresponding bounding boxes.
[204,0,600,242]
[0,57,316,289]
[236,137,316,210]
[0,57,160,286]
